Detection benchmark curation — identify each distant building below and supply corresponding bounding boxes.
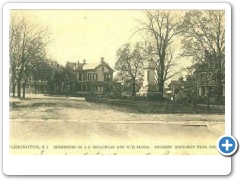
[168,77,192,100]
[167,72,225,101]
[65,57,115,95]
[193,64,225,97]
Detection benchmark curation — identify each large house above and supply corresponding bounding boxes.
[65,57,115,95]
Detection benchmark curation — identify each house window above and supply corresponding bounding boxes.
[88,73,91,80]
[83,73,87,81]
[102,66,104,72]
[99,85,103,92]
[79,73,82,81]
[93,85,97,91]
[79,85,82,91]
[202,87,206,96]
[105,85,110,92]
[147,70,149,81]
[87,84,91,92]
[83,84,86,91]
[104,74,111,81]
[93,73,98,80]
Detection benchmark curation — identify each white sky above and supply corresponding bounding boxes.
[11,10,193,81]
[23,10,145,68]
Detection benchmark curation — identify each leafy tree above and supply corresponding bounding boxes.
[178,10,225,103]
[114,43,144,96]
[45,61,76,95]
[28,56,52,94]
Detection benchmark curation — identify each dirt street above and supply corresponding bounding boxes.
[9,95,225,155]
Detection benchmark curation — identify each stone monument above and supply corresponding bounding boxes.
[138,45,160,98]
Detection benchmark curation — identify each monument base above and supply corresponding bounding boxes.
[137,87,162,100]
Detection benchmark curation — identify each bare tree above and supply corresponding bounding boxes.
[10,12,49,99]
[10,13,22,97]
[136,11,179,98]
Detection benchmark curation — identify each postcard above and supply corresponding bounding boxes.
[3,2,232,175]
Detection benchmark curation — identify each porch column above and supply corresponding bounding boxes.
[199,87,202,96]
[205,87,208,96]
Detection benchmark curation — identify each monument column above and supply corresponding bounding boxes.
[138,59,159,98]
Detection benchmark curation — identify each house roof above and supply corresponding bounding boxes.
[66,60,114,71]
[82,61,113,71]
[66,62,77,69]
[83,62,102,70]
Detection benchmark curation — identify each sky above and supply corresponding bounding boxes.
[11,10,192,80]
[18,10,146,68]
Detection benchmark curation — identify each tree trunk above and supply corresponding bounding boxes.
[159,58,165,99]
[13,84,15,97]
[9,81,11,97]
[157,58,165,99]
[158,74,164,99]
[17,79,21,98]
[22,82,26,99]
[132,78,136,96]
[34,81,37,94]
[12,81,16,97]
[158,82,164,97]
[72,82,75,95]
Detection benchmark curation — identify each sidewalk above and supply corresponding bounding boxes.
[10,118,225,136]
[207,123,225,135]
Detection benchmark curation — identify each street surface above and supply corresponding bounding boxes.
[9,94,225,155]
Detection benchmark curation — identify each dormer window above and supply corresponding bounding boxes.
[102,66,104,72]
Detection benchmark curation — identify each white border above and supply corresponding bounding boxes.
[2,3,231,175]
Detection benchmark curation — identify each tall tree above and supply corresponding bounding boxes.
[10,13,22,97]
[178,10,225,103]
[115,43,144,96]
[10,12,49,99]
[28,55,51,94]
[136,11,179,98]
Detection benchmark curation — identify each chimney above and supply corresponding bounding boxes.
[101,57,104,63]
[83,59,86,64]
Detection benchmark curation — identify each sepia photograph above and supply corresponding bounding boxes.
[8,8,226,155]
